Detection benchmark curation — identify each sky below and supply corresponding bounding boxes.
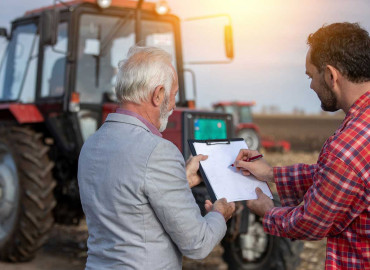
[0,0,369,114]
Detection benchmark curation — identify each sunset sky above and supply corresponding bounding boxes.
[0,0,369,113]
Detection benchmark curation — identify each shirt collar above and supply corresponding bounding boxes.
[345,90,369,118]
[115,108,162,138]
[336,90,370,133]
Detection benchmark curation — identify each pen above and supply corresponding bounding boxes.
[229,154,264,167]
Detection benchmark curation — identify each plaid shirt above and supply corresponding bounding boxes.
[263,91,370,270]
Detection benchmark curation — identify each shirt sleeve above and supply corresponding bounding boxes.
[144,140,227,260]
[274,163,318,207]
[264,153,366,240]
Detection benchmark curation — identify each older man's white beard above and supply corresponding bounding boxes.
[159,109,173,132]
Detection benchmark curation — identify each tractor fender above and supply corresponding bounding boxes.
[236,123,260,133]
[0,104,44,123]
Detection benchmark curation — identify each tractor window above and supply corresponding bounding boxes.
[223,105,235,115]
[41,22,68,98]
[141,20,177,70]
[19,35,39,103]
[76,13,177,104]
[240,106,253,123]
[214,106,225,113]
[223,105,239,126]
[0,24,38,101]
[0,37,7,62]
[77,14,134,104]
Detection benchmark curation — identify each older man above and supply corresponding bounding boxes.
[235,22,370,269]
[78,46,235,270]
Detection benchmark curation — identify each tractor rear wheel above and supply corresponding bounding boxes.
[0,126,56,262]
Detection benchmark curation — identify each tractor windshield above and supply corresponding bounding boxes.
[0,24,38,102]
[240,106,253,123]
[76,13,177,104]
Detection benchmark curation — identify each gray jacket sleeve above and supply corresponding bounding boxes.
[144,140,227,260]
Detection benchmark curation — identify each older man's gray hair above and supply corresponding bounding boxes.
[115,46,175,104]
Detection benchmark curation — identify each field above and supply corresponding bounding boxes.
[254,114,344,151]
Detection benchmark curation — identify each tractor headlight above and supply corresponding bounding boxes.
[155,0,170,15]
[96,0,112,9]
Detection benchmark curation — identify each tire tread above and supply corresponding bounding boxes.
[0,126,56,262]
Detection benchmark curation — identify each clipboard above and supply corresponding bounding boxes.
[188,138,273,202]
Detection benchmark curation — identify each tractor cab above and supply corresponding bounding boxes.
[214,101,255,126]
[214,101,261,150]
[0,0,235,150]
[0,0,182,145]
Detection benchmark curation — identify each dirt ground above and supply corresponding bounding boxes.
[0,151,327,270]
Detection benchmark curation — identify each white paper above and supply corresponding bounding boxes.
[193,140,273,202]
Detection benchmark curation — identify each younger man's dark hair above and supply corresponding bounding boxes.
[307,22,370,83]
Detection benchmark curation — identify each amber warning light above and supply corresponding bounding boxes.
[69,92,80,112]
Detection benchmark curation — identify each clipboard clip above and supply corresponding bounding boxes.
[206,140,231,145]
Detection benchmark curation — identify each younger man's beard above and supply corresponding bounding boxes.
[319,78,338,112]
[159,95,173,132]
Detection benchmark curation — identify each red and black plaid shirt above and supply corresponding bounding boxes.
[263,91,370,270]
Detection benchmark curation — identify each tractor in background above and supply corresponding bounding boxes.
[214,101,290,152]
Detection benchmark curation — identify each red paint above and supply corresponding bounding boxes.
[261,137,291,152]
[214,101,255,107]
[102,103,119,122]
[0,104,44,123]
[162,109,183,153]
[236,123,260,133]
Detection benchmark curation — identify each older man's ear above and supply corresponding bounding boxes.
[152,85,165,107]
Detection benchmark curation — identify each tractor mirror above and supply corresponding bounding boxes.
[182,14,234,65]
[224,25,234,59]
[40,9,59,46]
[0,28,8,39]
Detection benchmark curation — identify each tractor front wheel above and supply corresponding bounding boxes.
[222,194,303,270]
[238,128,260,150]
[0,126,56,262]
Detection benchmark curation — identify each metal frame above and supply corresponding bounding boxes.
[183,13,233,65]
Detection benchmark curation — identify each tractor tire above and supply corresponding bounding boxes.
[238,129,260,150]
[0,126,56,262]
[222,194,303,270]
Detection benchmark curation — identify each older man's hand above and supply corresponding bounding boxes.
[186,154,208,188]
[204,198,236,222]
[246,188,274,217]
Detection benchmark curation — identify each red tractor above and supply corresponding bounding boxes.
[0,1,299,269]
[214,101,291,152]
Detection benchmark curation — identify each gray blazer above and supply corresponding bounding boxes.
[78,113,226,270]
